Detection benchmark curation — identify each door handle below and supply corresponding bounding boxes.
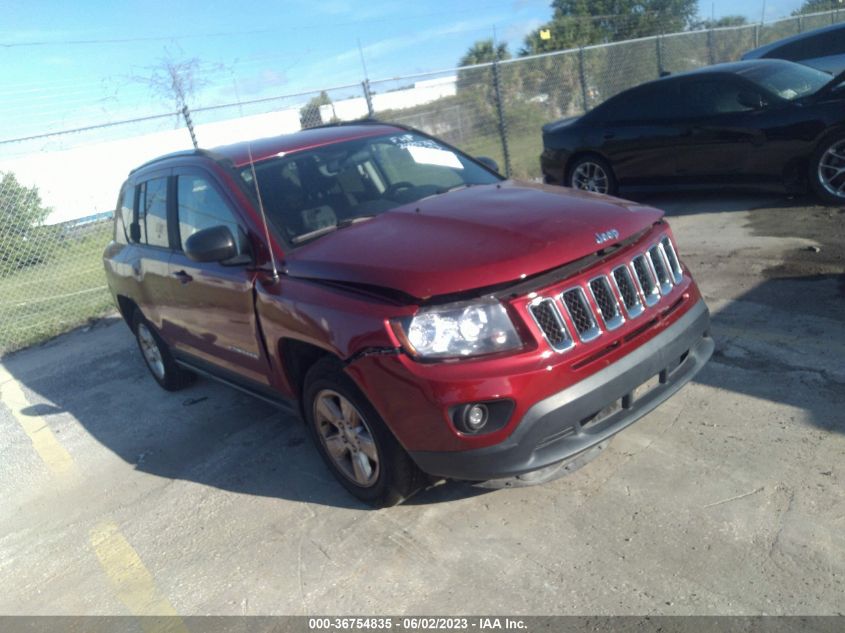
[172,270,193,284]
[603,132,615,140]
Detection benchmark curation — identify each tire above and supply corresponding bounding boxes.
[303,357,424,507]
[132,311,194,391]
[567,154,618,196]
[809,133,845,205]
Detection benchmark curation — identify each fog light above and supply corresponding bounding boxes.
[464,404,488,431]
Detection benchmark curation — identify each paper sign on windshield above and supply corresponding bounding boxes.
[407,146,463,169]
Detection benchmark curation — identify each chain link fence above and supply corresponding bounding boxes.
[2,9,844,355]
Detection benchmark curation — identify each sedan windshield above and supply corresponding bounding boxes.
[239,132,501,244]
[738,61,832,101]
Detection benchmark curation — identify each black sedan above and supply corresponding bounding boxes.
[540,59,845,204]
[742,22,845,75]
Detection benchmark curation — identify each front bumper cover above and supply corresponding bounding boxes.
[409,298,713,481]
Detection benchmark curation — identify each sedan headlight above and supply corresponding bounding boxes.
[394,298,522,359]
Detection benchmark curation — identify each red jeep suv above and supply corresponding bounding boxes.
[103,122,713,507]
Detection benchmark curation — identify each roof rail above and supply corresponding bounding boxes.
[129,147,223,174]
[306,117,411,131]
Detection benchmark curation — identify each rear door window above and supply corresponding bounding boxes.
[138,177,169,248]
[115,185,134,244]
[679,79,755,116]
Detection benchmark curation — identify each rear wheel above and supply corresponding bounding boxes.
[303,357,424,507]
[132,311,193,391]
[810,133,845,205]
[567,155,617,196]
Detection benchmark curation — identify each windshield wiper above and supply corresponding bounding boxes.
[435,183,472,195]
[291,215,377,245]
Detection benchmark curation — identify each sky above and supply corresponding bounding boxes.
[1,0,806,145]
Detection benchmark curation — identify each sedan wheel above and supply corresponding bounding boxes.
[816,137,845,203]
[313,389,380,487]
[568,156,617,195]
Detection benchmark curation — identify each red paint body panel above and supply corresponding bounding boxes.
[344,225,702,452]
[286,181,663,299]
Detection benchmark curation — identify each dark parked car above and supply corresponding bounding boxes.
[541,59,845,204]
[742,22,845,75]
[104,122,712,506]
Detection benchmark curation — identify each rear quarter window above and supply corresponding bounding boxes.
[139,177,169,248]
[114,185,133,244]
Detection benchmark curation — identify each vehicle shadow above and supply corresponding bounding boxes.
[3,319,495,510]
[695,271,845,436]
[626,190,810,216]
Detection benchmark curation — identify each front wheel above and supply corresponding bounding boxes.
[810,133,845,205]
[567,155,617,196]
[303,357,424,507]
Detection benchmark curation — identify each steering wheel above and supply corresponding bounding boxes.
[385,181,415,198]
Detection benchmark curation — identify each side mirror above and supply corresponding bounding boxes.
[737,90,766,110]
[129,223,141,243]
[476,156,501,174]
[185,225,238,263]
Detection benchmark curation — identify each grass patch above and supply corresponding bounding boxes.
[0,221,115,355]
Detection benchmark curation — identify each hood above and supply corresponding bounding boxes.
[542,116,581,135]
[285,181,664,300]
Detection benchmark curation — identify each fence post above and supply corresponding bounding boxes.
[362,79,375,118]
[491,60,512,178]
[798,14,803,32]
[754,23,760,48]
[707,29,715,65]
[655,34,664,77]
[578,47,589,111]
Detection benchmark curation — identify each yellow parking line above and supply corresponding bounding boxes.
[0,366,78,477]
[90,522,189,632]
[1,368,185,629]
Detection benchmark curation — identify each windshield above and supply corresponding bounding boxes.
[738,61,831,101]
[239,131,501,244]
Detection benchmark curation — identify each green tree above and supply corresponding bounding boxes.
[793,0,844,14]
[459,39,511,67]
[299,91,335,129]
[520,0,699,55]
[0,172,52,273]
[690,15,748,30]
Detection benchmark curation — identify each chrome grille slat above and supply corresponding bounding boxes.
[588,275,624,331]
[612,265,644,318]
[561,288,601,343]
[527,234,683,352]
[660,236,683,283]
[528,298,574,352]
[632,255,660,306]
[647,244,673,295]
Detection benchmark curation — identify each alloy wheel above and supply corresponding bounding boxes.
[818,139,845,200]
[137,323,165,381]
[313,389,380,487]
[571,161,610,194]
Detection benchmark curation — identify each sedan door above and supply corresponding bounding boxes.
[166,168,271,387]
[672,77,770,185]
[593,82,687,188]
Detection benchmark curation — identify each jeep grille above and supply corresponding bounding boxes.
[527,235,683,353]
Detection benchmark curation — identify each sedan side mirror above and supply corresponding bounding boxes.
[185,225,238,263]
[737,90,766,110]
[476,156,501,174]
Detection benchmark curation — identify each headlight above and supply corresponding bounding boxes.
[393,298,522,359]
